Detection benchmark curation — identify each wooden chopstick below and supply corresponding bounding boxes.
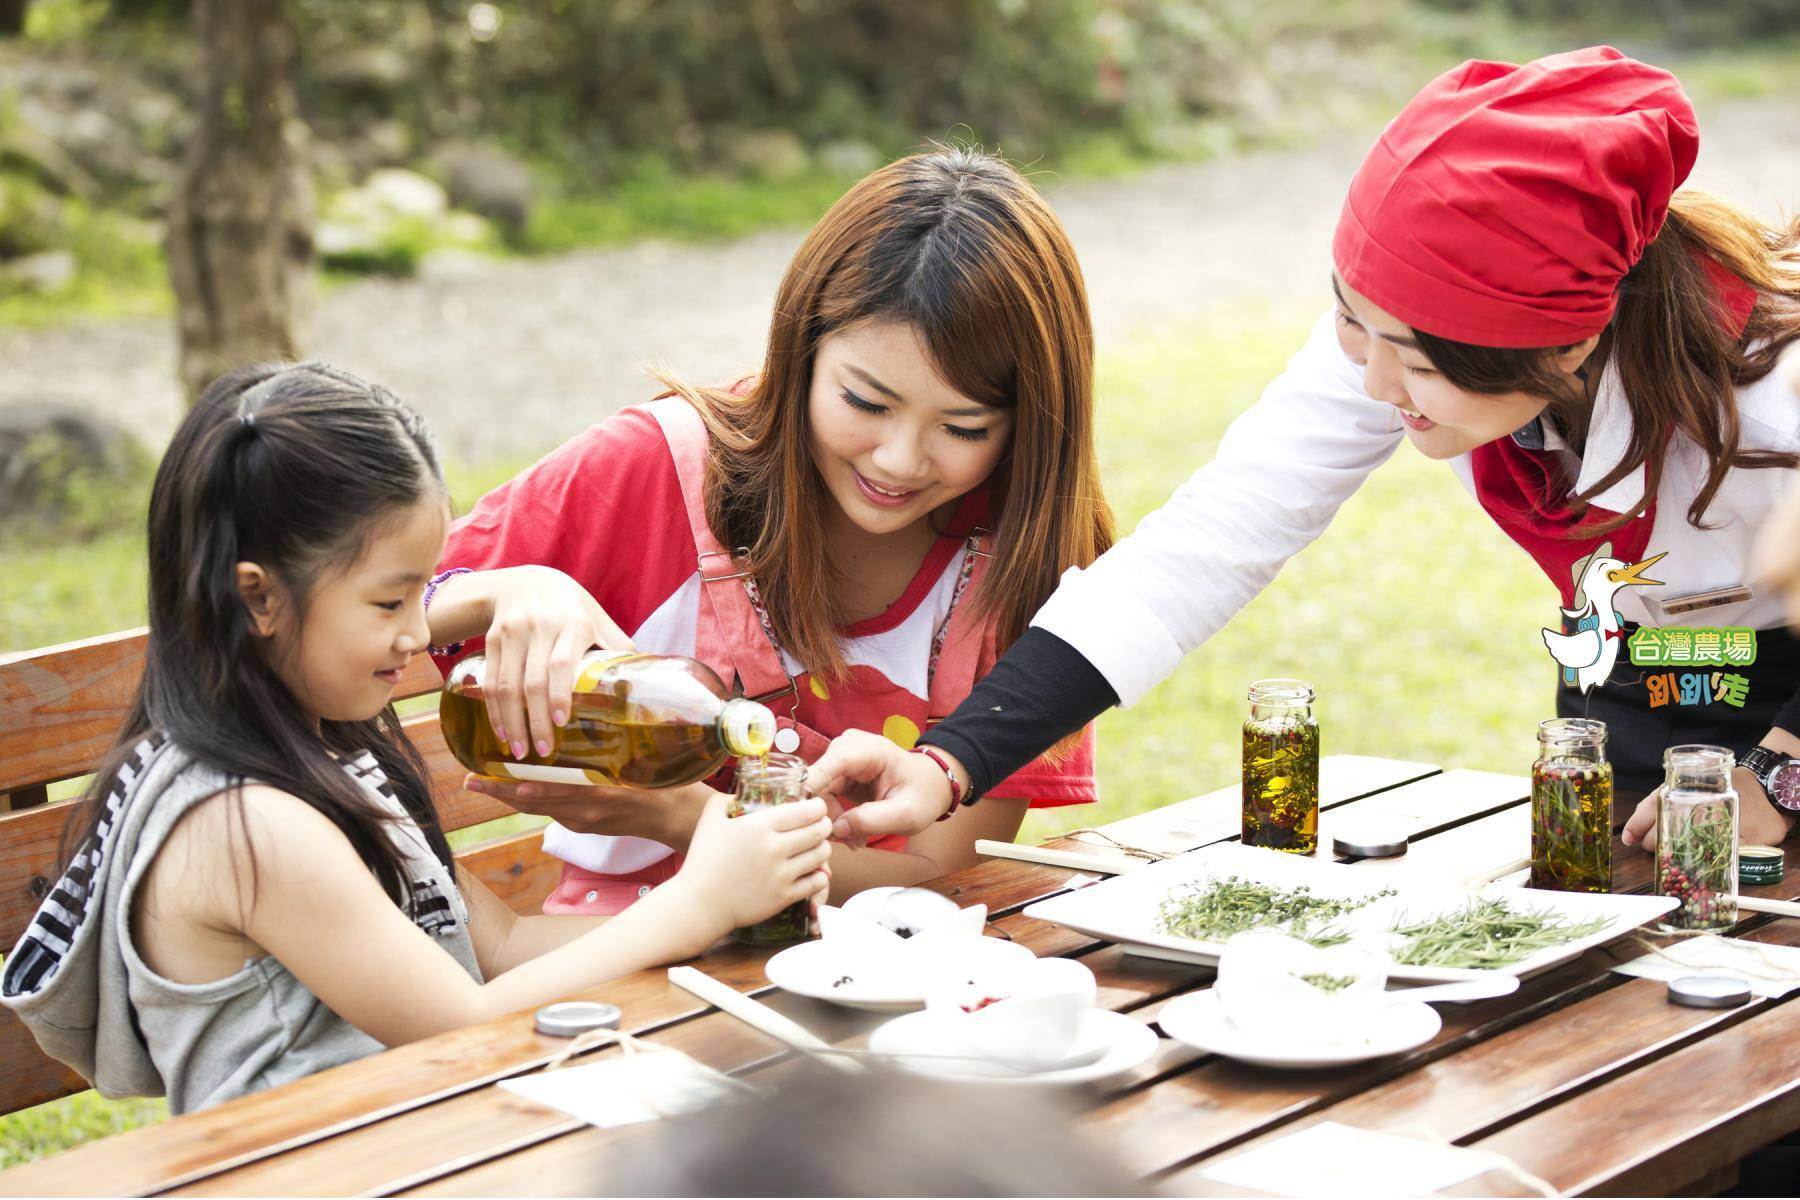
[1738,895,1800,919]
[667,966,862,1074]
[974,839,1144,876]
[1463,857,1531,887]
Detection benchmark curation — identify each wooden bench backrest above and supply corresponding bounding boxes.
[0,629,560,1114]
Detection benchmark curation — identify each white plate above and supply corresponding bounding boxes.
[1158,989,1441,1069]
[1024,842,1677,983]
[765,935,1037,1012]
[868,1007,1161,1086]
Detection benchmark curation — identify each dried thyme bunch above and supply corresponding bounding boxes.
[1389,898,1608,969]
[1156,876,1393,947]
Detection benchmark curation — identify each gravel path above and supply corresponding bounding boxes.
[4,95,1798,467]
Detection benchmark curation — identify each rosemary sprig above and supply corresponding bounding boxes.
[1295,971,1358,993]
[1156,876,1393,947]
[1389,898,1608,969]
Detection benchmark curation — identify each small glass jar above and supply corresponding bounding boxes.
[728,753,813,946]
[1530,718,1613,894]
[1241,680,1320,854]
[1657,744,1739,933]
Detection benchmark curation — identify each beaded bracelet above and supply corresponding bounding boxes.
[423,566,473,656]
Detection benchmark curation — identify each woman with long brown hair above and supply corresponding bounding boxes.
[812,47,1800,855]
[423,146,1113,910]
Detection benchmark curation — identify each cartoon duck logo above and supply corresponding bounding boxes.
[1540,543,1667,694]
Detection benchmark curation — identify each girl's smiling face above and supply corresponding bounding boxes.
[806,319,1014,537]
[1331,273,1588,459]
[243,495,450,725]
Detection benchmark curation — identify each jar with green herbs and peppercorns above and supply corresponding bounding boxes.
[1242,679,1320,854]
[1530,718,1613,894]
[1657,744,1739,933]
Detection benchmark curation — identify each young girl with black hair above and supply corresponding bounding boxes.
[2,363,830,1113]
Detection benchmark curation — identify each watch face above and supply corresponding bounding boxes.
[1771,760,1800,812]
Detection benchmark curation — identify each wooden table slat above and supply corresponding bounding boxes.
[18,754,1793,1200]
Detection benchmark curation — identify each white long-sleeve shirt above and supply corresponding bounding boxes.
[1033,310,1800,707]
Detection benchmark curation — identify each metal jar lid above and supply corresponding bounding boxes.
[1668,975,1751,1009]
[1739,844,1784,888]
[1332,820,1410,860]
[535,1001,623,1038]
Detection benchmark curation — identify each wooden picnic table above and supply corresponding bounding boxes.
[4,754,1798,1197]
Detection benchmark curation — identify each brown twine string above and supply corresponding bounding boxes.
[1626,931,1800,983]
[538,1025,755,1119]
[1063,828,1175,862]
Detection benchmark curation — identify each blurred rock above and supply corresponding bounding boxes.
[314,218,383,260]
[439,142,534,236]
[364,168,446,220]
[819,138,881,177]
[0,250,76,293]
[0,175,68,259]
[343,119,413,173]
[0,403,147,530]
[314,45,411,95]
[728,130,811,182]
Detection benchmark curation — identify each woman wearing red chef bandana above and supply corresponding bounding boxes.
[809,46,1800,856]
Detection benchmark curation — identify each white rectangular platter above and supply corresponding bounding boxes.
[1023,842,1677,983]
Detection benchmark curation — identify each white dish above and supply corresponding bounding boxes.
[868,1007,1161,1086]
[1158,989,1441,1069]
[765,935,1036,1012]
[1024,842,1677,983]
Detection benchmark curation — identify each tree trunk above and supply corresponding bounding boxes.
[0,0,30,37]
[165,0,312,402]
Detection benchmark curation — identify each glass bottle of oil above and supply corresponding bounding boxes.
[1242,679,1320,854]
[729,753,813,946]
[441,650,776,788]
[1657,744,1738,933]
[1530,718,1613,893]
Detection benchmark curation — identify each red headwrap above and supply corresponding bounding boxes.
[1333,46,1698,349]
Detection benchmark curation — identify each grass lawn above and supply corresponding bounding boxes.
[0,300,1560,1162]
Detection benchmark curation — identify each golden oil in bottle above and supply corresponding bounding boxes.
[440,650,776,789]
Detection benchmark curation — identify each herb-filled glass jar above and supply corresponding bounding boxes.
[1242,680,1320,854]
[728,752,813,946]
[1530,718,1613,894]
[1657,744,1739,933]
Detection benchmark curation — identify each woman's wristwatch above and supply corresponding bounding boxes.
[1740,747,1800,812]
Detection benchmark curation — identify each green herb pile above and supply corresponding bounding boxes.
[1156,876,1393,947]
[1389,898,1609,969]
[1294,971,1358,993]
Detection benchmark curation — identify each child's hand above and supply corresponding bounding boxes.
[676,793,833,934]
[482,566,633,760]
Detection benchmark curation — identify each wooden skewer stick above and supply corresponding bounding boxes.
[1463,857,1531,888]
[1738,895,1800,919]
[974,839,1144,876]
[667,966,862,1074]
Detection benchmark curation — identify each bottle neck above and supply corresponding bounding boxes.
[1663,744,1735,794]
[1247,679,1314,723]
[1537,718,1607,764]
[720,698,777,758]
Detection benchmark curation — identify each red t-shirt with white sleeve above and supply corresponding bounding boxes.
[434,404,1097,875]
